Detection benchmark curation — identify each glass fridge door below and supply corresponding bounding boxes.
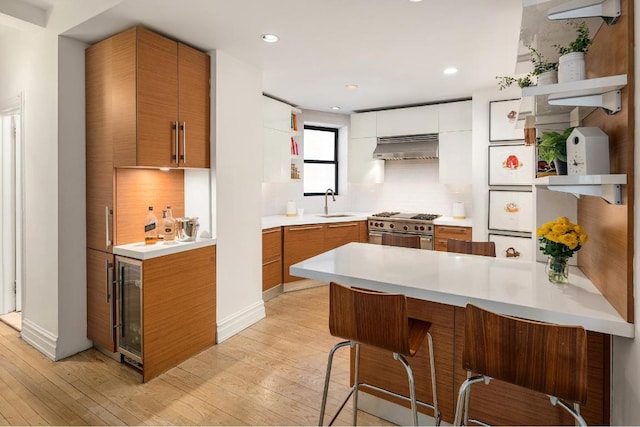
[116,257,142,362]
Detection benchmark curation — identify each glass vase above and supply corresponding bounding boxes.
[546,256,569,284]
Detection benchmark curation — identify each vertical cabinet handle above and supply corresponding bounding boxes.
[181,121,186,164]
[174,121,180,165]
[105,206,112,248]
[105,260,113,303]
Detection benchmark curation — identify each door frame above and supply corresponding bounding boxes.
[0,92,24,314]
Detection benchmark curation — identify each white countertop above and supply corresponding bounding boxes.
[113,238,216,260]
[290,242,633,338]
[262,212,370,229]
[433,216,473,227]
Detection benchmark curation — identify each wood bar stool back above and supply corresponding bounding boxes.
[319,282,441,426]
[453,304,588,426]
[381,233,421,248]
[447,239,496,257]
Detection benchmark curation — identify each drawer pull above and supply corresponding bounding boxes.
[289,226,323,231]
[262,228,280,235]
[328,223,357,228]
[438,227,468,233]
[262,258,281,267]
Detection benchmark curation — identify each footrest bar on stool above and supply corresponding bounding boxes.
[358,382,442,424]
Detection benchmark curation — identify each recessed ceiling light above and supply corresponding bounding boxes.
[331,106,341,110]
[408,0,423,2]
[443,67,459,75]
[261,34,279,43]
[345,84,359,89]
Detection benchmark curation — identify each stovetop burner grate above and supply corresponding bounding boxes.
[372,211,400,218]
[411,214,440,220]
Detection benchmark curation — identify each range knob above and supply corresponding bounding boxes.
[403,225,408,231]
[380,222,385,228]
[414,225,419,231]
[374,222,379,227]
[369,221,373,226]
[389,224,395,229]
[420,226,425,231]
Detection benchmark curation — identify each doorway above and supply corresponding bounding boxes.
[0,93,23,332]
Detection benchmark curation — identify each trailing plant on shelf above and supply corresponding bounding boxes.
[553,21,592,55]
[496,46,557,90]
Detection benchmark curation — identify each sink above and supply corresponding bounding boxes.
[317,214,354,218]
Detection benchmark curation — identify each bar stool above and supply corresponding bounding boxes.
[454,304,588,426]
[381,233,421,248]
[446,239,496,257]
[319,282,441,426]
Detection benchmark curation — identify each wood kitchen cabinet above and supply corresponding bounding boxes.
[87,248,116,352]
[262,227,283,292]
[434,224,471,251]
[283,220,368,283]
[111,26,210,169]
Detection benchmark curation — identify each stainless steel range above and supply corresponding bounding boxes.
[368,211,441,250]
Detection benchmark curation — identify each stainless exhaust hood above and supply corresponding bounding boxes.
[373,133,439,160]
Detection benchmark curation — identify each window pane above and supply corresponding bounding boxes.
[303,164,336,194]
[304,128,335,161]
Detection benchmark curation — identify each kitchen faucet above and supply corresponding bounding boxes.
[324,188,335,215]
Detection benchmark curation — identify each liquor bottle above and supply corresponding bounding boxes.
[144,206,158,245]
[157,210,167,241]
[163,206,176,242]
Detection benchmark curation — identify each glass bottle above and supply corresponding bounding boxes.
[157,210,166,241]
[144,206,158,245]
[163,206,176,242]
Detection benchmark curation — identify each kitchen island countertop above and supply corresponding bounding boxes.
[290,242,633,338]
[113,238,216,260]
[262,212,370,229]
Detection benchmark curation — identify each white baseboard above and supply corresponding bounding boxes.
[216,301,266,343]
[21,318,58,361]
[358,391,442,426]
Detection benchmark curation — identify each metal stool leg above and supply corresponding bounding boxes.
[393,353,418,426]
[454,374,488,426]
[426,332,441,426]
[319,340,351,426]
[353,343,360,426]
[549,397,587,427]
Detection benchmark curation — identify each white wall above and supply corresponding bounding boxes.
[0,0,122,360]
[213,50,265,342]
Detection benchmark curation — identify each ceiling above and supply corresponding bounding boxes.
[61,0,522,114]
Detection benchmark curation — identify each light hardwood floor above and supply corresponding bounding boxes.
[0,286,394,426]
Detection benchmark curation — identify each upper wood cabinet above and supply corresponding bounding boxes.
[110,27,210,168]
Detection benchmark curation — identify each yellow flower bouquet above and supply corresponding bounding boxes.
[537,217,588,283]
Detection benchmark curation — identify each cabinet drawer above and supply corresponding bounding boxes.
[435,238,449,252]
[262,227,282,261]
[325,222,360,250]
[435,225,472,252]
[262,257,282,292]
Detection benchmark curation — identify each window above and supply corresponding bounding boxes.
[303,125,338,195]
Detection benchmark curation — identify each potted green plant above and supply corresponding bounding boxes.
[553,21,592,83]
[537,127,574,175]
[496,46,558,90]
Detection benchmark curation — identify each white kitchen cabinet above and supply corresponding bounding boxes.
[263,96,293,132]
[350,112,377,138]
[264,128,292,182]
[438,100,471,132]
[376,105,438,137]
[438,131,471,184]
[348,137,384,184]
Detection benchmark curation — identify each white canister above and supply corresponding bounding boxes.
[558,52,585,83]
[286,201,297,217]
[537,70,558,86]
[453,202,466,220]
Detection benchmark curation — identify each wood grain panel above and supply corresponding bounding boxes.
[112,27,137,167]
[137,27,178,167]
[453,306,609,425]
[579,0,634,322]
[87,249,116,351]
[86,37,114,252]
[359,220,369,243]
[262,259,282,292]
[178,43,210,168]
[283,224,326,282]
[143,245,216,382]
[262,227,282,261]
[355,300,455,423]
[325,222,360,251]
[114,169,185,245]
[434,226,471,252]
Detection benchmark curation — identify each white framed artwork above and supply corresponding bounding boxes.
[488,233,533,260]
[488,144,535,185]
[489,99,524,142]
[488,190,533,233]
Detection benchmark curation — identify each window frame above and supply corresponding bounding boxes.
[303,125,339,196]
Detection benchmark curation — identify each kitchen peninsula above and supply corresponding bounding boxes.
[291,242,632,425]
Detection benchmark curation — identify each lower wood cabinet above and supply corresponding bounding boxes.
[282,220,366,283]
[434,225,472,251]
[262,227,282,292]
[87,248,116,352]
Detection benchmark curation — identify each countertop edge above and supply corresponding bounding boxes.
[262,212,370,229]
[113,238,216,260]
